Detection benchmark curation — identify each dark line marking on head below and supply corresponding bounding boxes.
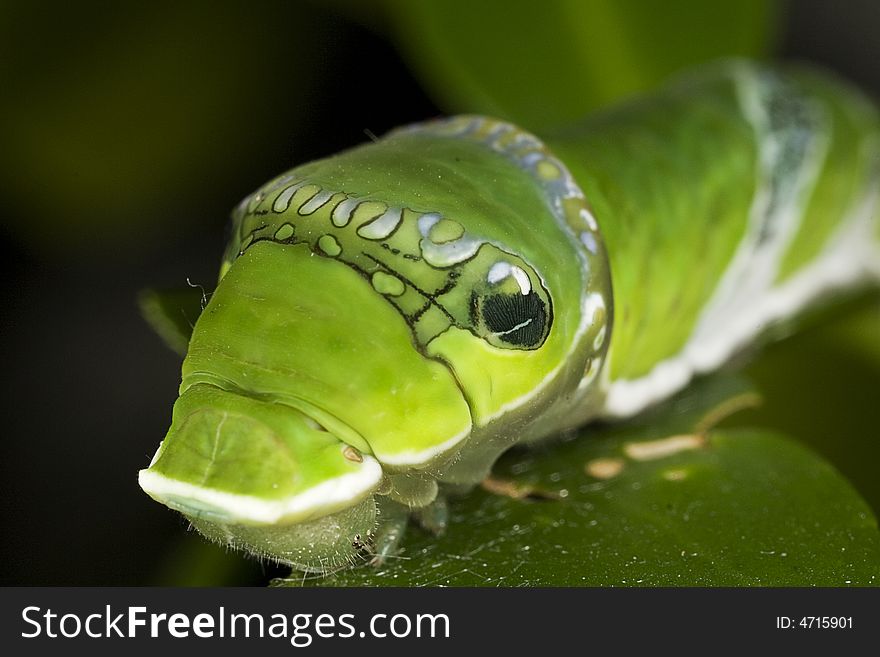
[363,253,457,324]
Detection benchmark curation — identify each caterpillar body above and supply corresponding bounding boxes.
[139,61,880,572]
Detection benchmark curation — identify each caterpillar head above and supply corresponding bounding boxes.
[138,117,611,571]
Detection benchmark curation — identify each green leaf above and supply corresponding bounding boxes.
[277,376,879,587]
[386,0,779,131]
[138,286,206,355]
[737,291,880,515]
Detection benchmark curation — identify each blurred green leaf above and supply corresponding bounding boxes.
[0,0,324,257]
[735,291,880,514]
[386,0,779,131]
[275,375,879,587]
[138,286,206,356]
[151,535,258,587]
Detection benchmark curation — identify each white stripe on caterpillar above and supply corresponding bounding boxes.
[601,65,876,419]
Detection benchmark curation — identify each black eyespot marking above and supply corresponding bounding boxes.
[481,291,547,348]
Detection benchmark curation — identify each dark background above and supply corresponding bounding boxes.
[1,0,878,585]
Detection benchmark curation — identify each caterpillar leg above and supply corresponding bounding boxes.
[369,498,409,567]
[369,495,450,566]
[412,494,449,536]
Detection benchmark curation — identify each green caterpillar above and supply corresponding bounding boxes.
[138,61,880,572]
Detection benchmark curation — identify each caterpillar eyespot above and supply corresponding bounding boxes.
[471,287,549,349]
[139,61,880,573]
